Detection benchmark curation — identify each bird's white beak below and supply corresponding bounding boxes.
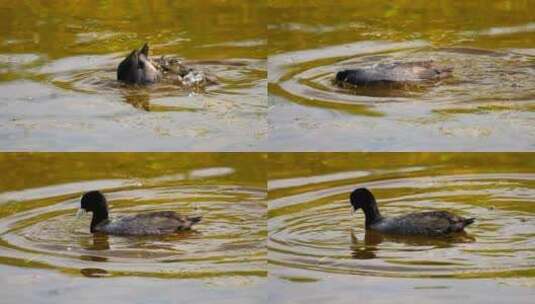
[75,208,87,219]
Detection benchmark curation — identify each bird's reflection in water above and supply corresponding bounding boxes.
[90,233,111,250]
[122,91,151,111]
[350,229,476,260]
[78,233,110,263]
[80,267,111,277]
[350,229,380,259]
[79,233,110,251]
[120,89,204,113]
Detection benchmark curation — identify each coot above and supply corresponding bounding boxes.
[117,43,161,85]
[336,61,452,87]
[349,188,474,236]
[77,191,201,236]
[117,43,217,87]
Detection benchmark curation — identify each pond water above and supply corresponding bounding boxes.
[268,1,535,151]
[268,153,535,303]
[0,153,534,302]
[0,153,267,303]
[0,1,267,151]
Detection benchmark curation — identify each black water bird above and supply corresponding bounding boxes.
[117,43,161,85]
[77,191,201,236]
[349,188,474,236]
[117,43,216,87]
[336,61,452,87]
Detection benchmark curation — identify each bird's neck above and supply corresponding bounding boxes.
[363,203,382,227]
[90,207,109,233]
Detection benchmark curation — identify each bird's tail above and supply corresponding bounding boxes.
[463,218,475,227]
[177,215,202,231]
[188,215,202,225]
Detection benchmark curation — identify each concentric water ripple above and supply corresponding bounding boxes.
[37,55,266,112]
[269,168,535,279]
[0,177,266,279]
[271,41,535,106]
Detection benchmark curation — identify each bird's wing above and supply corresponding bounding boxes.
[118,212,184,234]
[396,211,453,235]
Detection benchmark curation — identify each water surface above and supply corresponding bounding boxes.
[0,1,267,151]
[0,153,267,303]
[267,1,535,151]
[268,153,535,303]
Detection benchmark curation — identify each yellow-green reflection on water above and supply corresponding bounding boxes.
[269,0,535,53]
[0,0,266,59]
[268,153,535,303]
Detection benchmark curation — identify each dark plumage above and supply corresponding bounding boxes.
[336,61,452,87]
[349,188,474,236]
[117,43,217,87]
[78,191,201,236]
[117,43,161,85]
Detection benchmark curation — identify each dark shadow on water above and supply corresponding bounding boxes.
[350,230,377,259]
[79,233,110,251]
[80,230,202,251]
[119,86,204,112]
[77,230,202,263]
[121,90,151,111]
[80,267,111,277]
[78,234,110,263]
[350,229,476,260]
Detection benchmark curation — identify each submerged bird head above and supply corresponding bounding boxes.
[117,43,161,85]
[349,188,377,212]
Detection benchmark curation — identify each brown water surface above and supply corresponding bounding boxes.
[267,1,535,151]
[268,153,535,303]
[0,153,267,303]
[0,1,267,151]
